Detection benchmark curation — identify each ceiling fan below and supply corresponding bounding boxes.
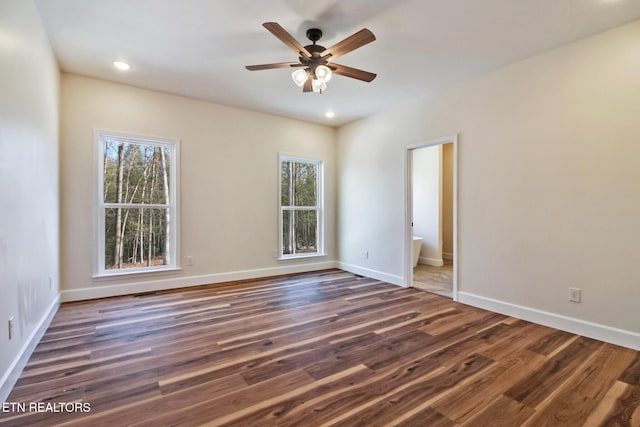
[245,22,377,93]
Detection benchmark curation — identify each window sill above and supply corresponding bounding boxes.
[278,253,328,261]
[93,267,182,281]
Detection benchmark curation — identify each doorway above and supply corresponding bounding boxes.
[405,135,458,300]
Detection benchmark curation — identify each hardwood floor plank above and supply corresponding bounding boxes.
[571,344,637,401]
[620,353,640,387]
[504,336,603,408]
[526,329,576,356]
[432,349,545,423]
[425,322,515,366]
[277,360,447,426]
[461,394,535,426]
[479,319,556,360]
[398,407,456,427]
[331,354,494,426]
[372,307,458,336]
[137,369,313,427]
[58,374,246,426]
[583,381,640,427]
[377,312,507,369]
[1,269,638,426]
[22,350,91,369]
[524,392,596,427]
[244,332,382,384]
[211,365,375,426]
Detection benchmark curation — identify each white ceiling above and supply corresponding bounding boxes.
[35,0,640,127]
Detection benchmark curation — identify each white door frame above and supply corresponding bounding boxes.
[404,134,459,301]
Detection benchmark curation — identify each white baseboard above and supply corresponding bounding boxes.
[0,295,60,402]
[458,291,640,351]
[419,257,444,267]
[337,262,404,287]
[61,261,338,302]
[443,252,453,260]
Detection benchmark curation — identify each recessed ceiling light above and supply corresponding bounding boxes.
[113,61,131,71]
[325,111,335,118]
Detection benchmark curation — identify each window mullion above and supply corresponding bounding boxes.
[282,206,317,210]
[102,203,171,209]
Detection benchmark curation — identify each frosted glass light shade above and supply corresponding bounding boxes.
[315,65,332,82]
[291,69,309,87]
[312,79,327,93]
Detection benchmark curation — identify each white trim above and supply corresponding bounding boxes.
[405,135,459,301]
[92,267,183,280]
[102,203,173,209]
[0,295,60,402]
[418,257,444,267]
[406,135,457,150]
[337,262,404,287]
[62,261,338,302]
[458,292,640,351]
[278,253,328,261]
[443,252,454,260]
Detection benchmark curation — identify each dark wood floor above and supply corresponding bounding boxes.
[1,270,639,426]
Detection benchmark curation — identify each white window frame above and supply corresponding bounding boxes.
[278,154,325,260]
[94,129,180,277]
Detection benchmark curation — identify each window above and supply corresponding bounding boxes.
[279,155,324,259]
[96,131,179,276]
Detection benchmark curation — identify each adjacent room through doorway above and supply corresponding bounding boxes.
[406,138,456,299]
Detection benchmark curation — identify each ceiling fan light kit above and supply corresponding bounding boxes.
[291,68,309,87]
[246,22,377,93]
[312,78,327,93]
[315,65,332,82]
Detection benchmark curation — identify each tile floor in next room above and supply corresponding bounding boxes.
[413,259,453,298]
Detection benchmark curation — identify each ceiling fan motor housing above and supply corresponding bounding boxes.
[301,29,328,67]
[306,28,323,43]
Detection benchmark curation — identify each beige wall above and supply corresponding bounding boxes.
[60,74,336,299]
[337,20,640,343]
[442,143,454,257]
[0,0,60,398]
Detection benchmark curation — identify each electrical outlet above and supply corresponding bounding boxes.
[49,276,52,290]
[569,287,581,303]
[364,250,369,260]
[8,317,14,340]
[186,256,194,266]
[273,250,279,258]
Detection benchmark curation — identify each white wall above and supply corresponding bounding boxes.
[0,0,60,398]
[60,74,336,300]
[337,20,640,345]
[412,145,442,264]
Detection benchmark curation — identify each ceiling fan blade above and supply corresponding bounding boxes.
[330,63,377,82]
[263,22,312,59]
[321,28,375,60]
[245,62,304,71]
[303,76,313,92]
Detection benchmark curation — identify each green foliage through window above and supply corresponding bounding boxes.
[280,157,322,257]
